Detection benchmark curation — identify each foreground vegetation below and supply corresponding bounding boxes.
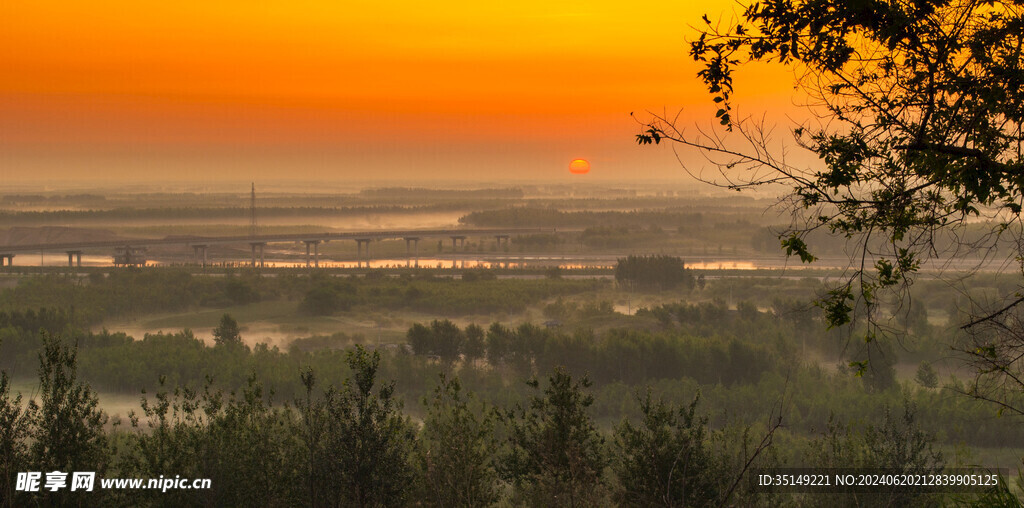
[0,262,1022,506]
[3,328,1021,507]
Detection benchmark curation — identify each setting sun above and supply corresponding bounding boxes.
[569,158,590,174]
[0,0,775,183]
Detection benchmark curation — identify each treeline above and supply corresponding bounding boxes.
[0,271,268,326]
[405,320,768,387]
[580,225,668,248]
[1,193,107,204]
[460,208,710,228]
[461,208,785,254]
[393,311,1024,451]
[3,336,993,507]
[358,187,524,199]
[639,299,819,342]
[296,273,602,316]
[750,221,1024,259]
[0,271,605,326]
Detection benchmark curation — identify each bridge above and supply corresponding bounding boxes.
[0,228,552,268]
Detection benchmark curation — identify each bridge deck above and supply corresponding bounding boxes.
[0,228,555,253]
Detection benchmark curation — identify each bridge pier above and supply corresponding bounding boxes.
[304,240,321,268]
[356,238,371,268]
[0,254,12,267]
[495,234,509,250]
[249,242,266,268]
[450,235,466,251]
[66,251,82,267]
[192,245,208,267]
[404,237,419,256]
[399,237,415,268]
[404,237,419,268]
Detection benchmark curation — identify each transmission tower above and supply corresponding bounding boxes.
[249,182,257,238]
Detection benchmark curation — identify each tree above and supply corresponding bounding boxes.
[849,337,898,392]
[297,367,327,508]
[30,334,111,506]
[406,322,432,357]
[223,276,259,305]
[415,375,500,507]
[431,319,464,365]
[0,370,34,508]
[206,376,303,506]
[613,391,724,508]
[212,313,241,346]
[914,361,939,389]
[126,377,208,507]
[500,368,608,507]
[957,307,1024,416]
[299,278,356,316]
[615,255,693,291]
[486,323,513,368]
[897,301,931,337]
[638,0,1023,376]
[462,323,486,365]
[313,346,415,507]
[808,401,944,507]
[405,320,465,365]
[127,375,303,507]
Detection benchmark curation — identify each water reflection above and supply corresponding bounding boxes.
[1,250,826,271]
[686,261,758,270]
[0,253,814,271]
[5,253,134,268]
[153,258,617,270]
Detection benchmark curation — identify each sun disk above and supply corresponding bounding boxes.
[569,159,590,174]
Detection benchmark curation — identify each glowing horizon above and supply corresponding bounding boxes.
[0,1,797,183]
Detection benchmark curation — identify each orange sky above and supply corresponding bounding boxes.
[0,1,798,183]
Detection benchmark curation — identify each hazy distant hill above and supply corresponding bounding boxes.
[0,226,125,246]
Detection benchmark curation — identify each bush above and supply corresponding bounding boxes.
[299,281,356,316]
